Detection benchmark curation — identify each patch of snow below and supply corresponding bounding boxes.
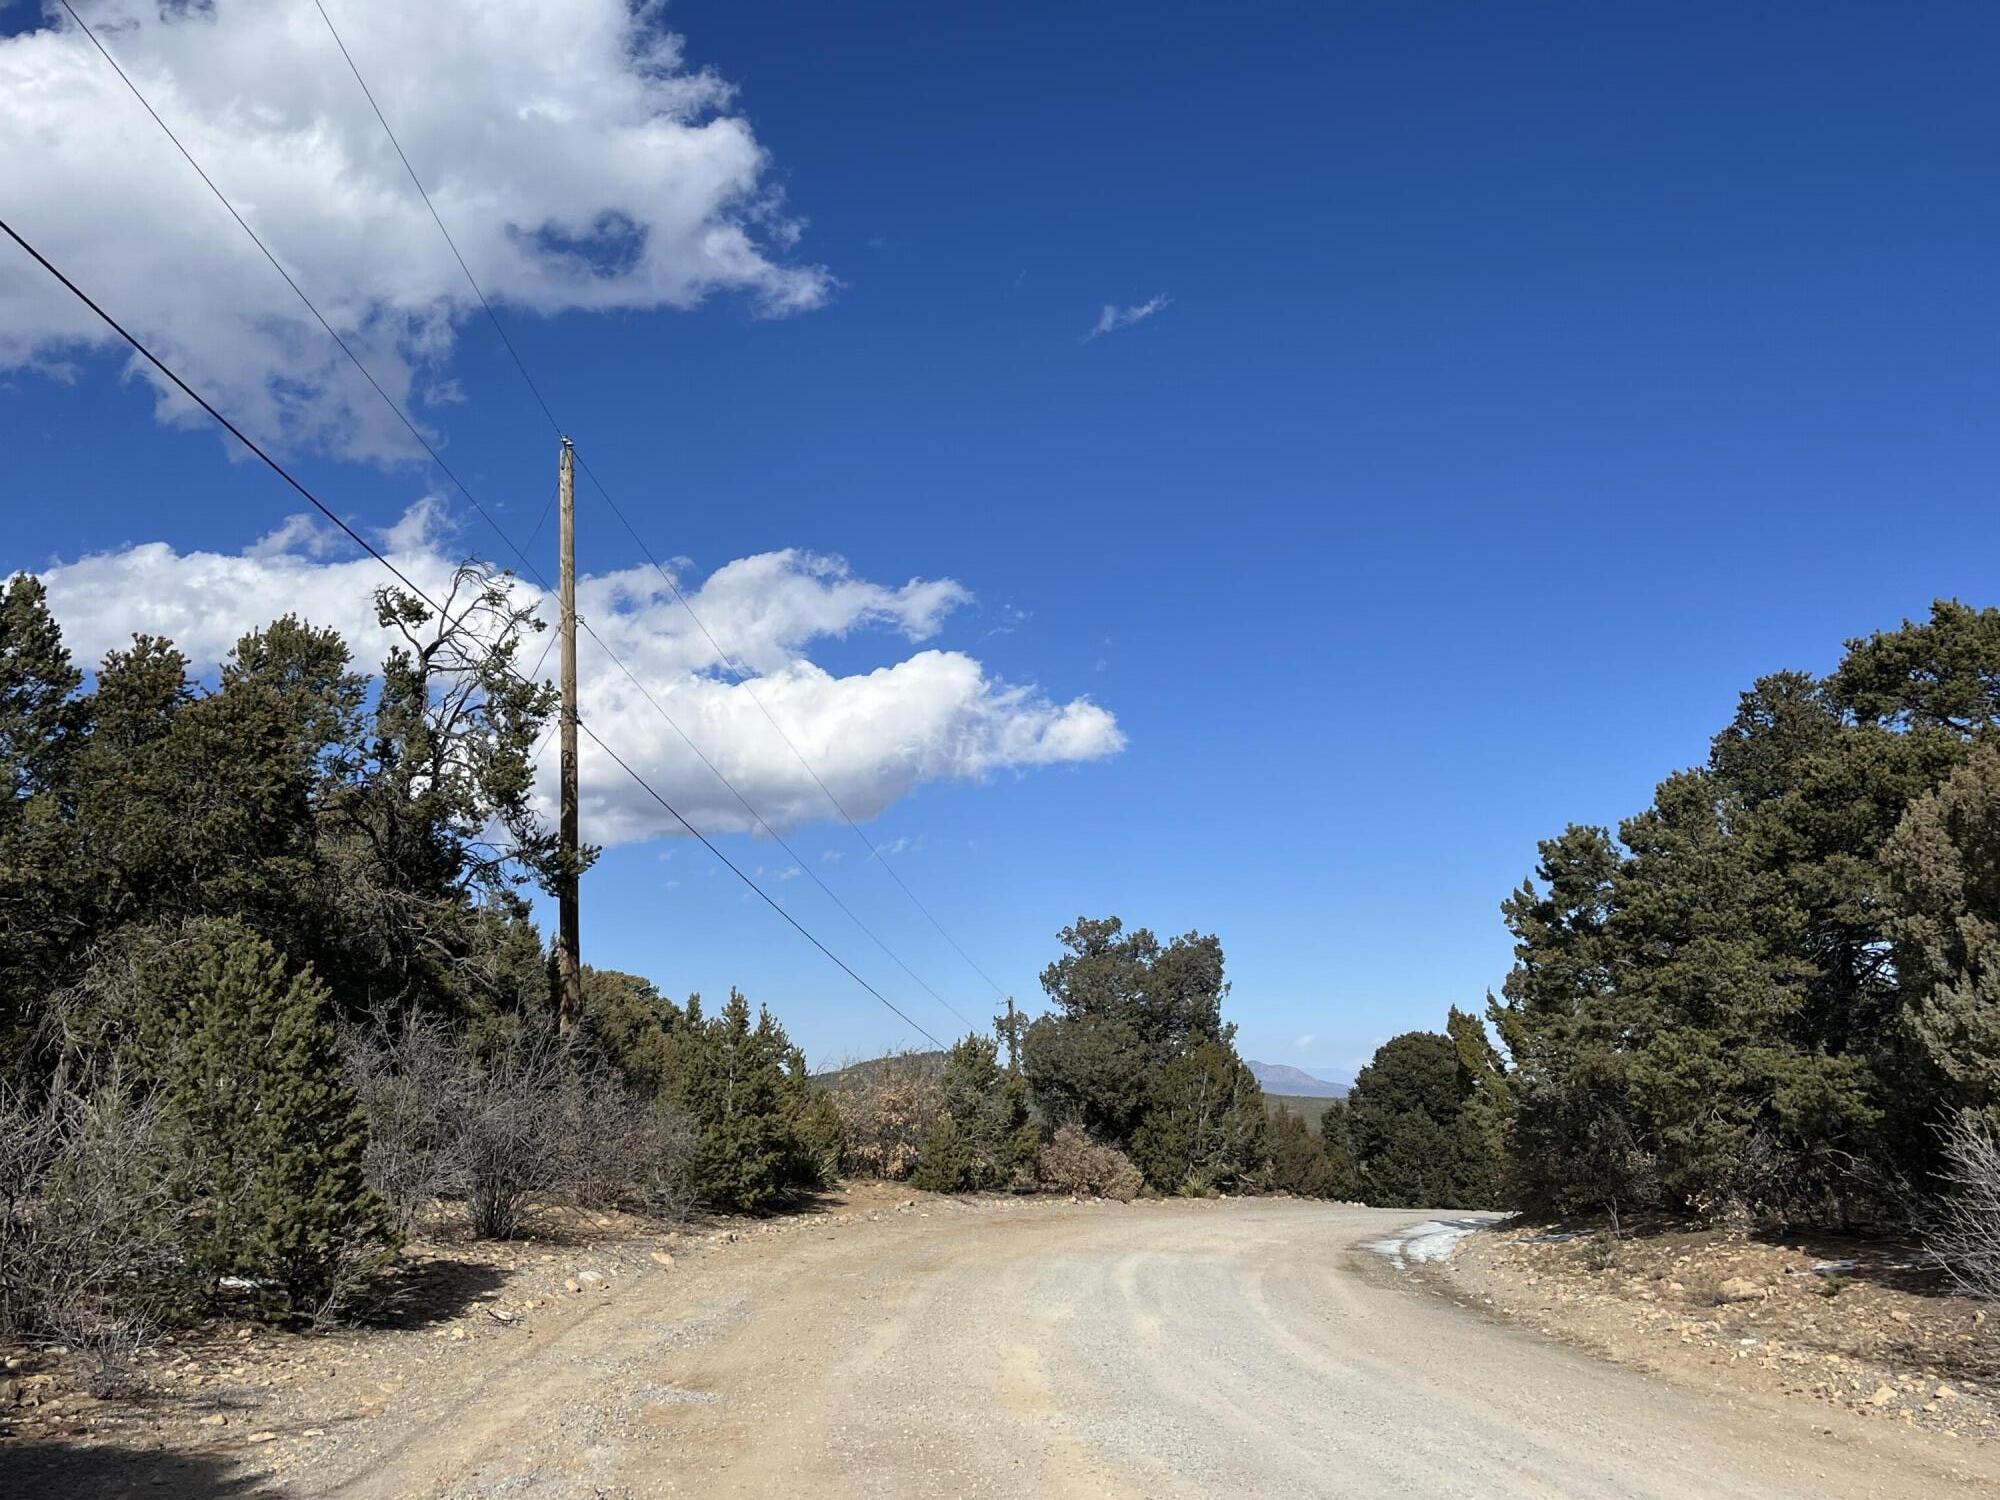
[1363,1214,1505,1269]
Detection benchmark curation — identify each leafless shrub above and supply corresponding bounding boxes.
[0,1072,203,1392]
[342,1012,469,1236]
[568,1077,699,1225]
[345,1014,700,1239]
[452,1024,580,1240]
[827,1052,945,1181]
[1926,1111,2000,1304]
[1036,1125,1142,1202]
[626,1105,701,1225]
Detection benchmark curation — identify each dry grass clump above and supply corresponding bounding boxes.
[827,1053,945,1181]
[1037,1125,1142,1202]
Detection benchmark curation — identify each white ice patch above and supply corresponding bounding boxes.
[1363,1214,1505,1269]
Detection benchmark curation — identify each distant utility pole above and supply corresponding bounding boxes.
[997,995,1021,1073]
[555,435,583,1036]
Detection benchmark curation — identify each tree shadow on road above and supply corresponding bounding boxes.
[0,1438,283,1499]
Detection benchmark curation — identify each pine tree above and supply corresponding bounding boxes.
[150,919,390,1314]
[0,577,88,1055]
[912,1034,1038,1192]
[660,990,833,1212]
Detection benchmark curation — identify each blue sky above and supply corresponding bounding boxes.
[3,1,1996,1074]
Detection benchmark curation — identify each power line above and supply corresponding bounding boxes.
[0,213,945,1053]
[51,0,552,594]
[310,0,563,437]
[54,2,967,1038]
[301,0,1013,1008]
[308,0,1007,1014]
[573,624,977,1030]
[577,452,1014,1002]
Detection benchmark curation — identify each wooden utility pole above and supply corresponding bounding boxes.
[555,436,583,1036]
[999,995,1021,1073]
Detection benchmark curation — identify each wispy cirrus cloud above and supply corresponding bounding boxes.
[1083,294,1171,342]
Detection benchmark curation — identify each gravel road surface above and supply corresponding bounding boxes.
[306,1197,1994,1499]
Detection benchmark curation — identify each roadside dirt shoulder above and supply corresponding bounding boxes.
[0,1180,991,1497]
[1440,1218,1999,1445]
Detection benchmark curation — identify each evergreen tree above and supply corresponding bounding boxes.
[0,577,88,1057]
[1884,742,2000,1126]
[149,920,390,1314]
[1489,825,1643,1213]
[1266,1106,1350,1198]
[659,990,833,1212]
[1129,1041,1267,1194]
[1025,916,1231,1141]
[1831,599,2000,735]
[1317,1098,1361,1198]
[1446,1006,1512,1206]
[912,1034,1038,1192]
[1365,1110,1458,1208]
[579,966,684,1097]
[1346,1031,1508,1209]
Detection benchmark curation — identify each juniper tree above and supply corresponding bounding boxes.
[1266,1106,1347,1198]
[1023,916,1247,1162]
[1129,1041,1267,1194]
[1317,1098,1361,1198]
[1884,742,2000,1127]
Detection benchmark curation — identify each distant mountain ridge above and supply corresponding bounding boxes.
[1245,1061,1348,1098]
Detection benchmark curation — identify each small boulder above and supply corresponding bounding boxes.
[576,1269,607,1290]
[1717,1277,1767,1303]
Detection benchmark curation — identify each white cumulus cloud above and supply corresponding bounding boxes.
[0,0,828,460]
[26,505,1126,848]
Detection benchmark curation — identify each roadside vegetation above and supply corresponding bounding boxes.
[0,571,842,1389]
[0,570,1350,1403]
[1367,600,2000,1311]
[6,569,1996,1404]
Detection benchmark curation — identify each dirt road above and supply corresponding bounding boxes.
[277,1195,1994,1499]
